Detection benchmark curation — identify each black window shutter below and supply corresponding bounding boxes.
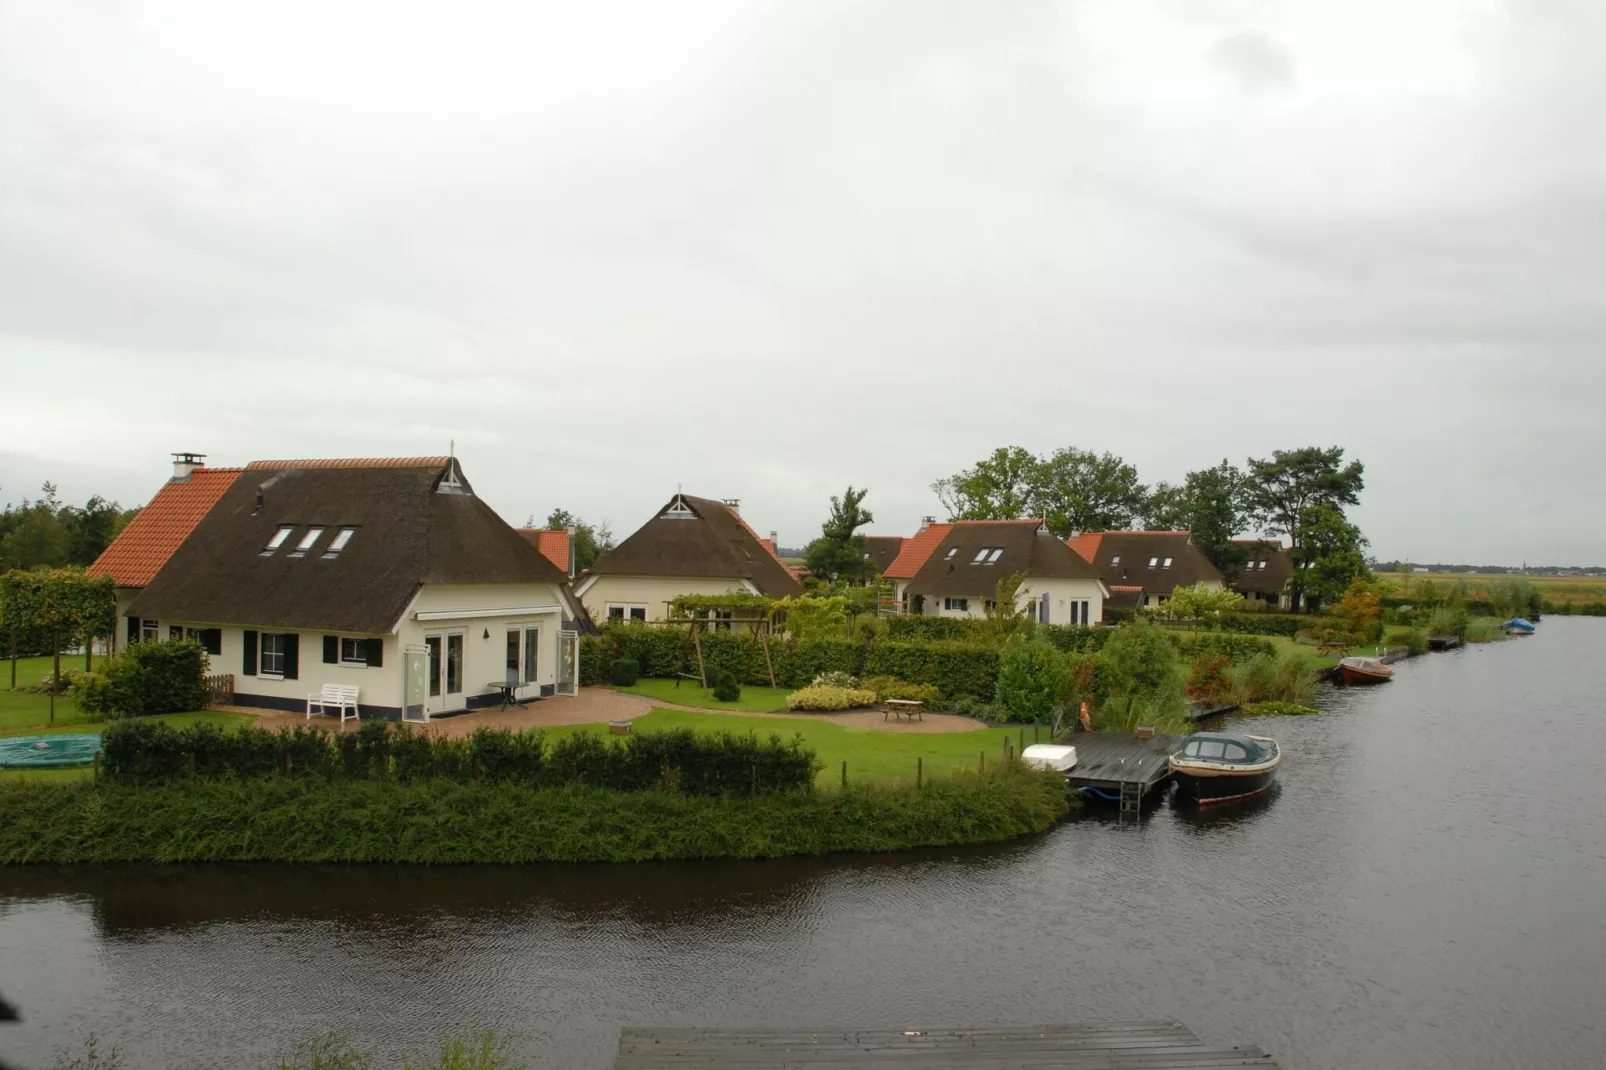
[127,616,140,646]
[202,629,222,656]
[323,635,339,664]
[364,638,383,668]
[282,634,299,680]
[242,630,258,675]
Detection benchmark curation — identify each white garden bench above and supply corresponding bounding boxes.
[307,683,361,724]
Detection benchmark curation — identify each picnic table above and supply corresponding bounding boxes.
[883,699,924,722]
[486,681,527,711]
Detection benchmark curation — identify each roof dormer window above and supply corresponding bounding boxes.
[289,527,324,558]
[261,526,295,555]
[322,527,356,559]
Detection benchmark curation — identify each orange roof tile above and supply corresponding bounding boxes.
[246,457,449,470]
[89,467,245,588]
[1067,532,1103,563]
[517,528,572,574]
[883,523,954,580]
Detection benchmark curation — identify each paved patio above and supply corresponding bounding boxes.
[234,688,989,737]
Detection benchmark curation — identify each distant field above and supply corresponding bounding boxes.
[1394,573,1606,606]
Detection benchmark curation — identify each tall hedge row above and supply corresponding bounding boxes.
[580,626,1005,698]
[100,719,821,796]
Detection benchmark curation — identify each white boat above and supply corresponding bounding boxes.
[1021,743,1078,772]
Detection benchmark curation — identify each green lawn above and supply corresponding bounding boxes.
[556,708,1045,787]
[611,677,795,714]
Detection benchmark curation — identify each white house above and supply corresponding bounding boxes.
[127,456,579,721]
[573,492,802,623]
[884,518,1108,625]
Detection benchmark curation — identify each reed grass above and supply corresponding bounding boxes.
[0,769,1070,864]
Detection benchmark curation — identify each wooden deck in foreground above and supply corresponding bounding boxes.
[1060,732,1182,801]
[612,1021,1282,1068]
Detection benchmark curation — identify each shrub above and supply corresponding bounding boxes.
[993,640,1067,724]
[1062,650,1115,712]
[98,721,819,795]
[1227,651,1317,705]
[860,675,943,704]
[73,639,208,718]
[1171,633,1278,662]
[711,670,742,703]
[609,657,640,687]
[811,670,859,689]
[1040,625,1114,653]
[1185,653,1234,701]
[1464,619,1505,643]
[1425,605,1469,639]
[785,685,878,711]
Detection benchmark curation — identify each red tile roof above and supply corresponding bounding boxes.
[517,528,572,574]
[883,523,954,580]
[89,467,245,588]
[1067,532,1103,563]
[247,457,450,470]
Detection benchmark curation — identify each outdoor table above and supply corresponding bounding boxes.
[884,699,924,722]
[487,682,527,711]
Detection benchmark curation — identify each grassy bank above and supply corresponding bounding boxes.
[0,769,1071,864]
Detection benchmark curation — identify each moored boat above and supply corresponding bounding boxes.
[1336,656,1394,685]
[1169,732,1281,806]
[1020,744,1077,773]
[1504,617,1536,635]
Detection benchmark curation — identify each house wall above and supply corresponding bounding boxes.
[914,577,1106,625]
[576,574,757,623]
[113,588,139,653]
[167,581,568,721]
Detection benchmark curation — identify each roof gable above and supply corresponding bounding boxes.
[89,467,244,588]
[586,493,802,597]
[905,519,1102,597]
[128,458,566,633]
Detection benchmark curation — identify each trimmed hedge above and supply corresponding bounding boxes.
[786,685,879,711]
[0,770,1073,864]
[1040,625,1114,653]
[73,638,208,717]
[861,640,999,700]
[609,657,640,686]
[1171,633,1279,662]
[99,720,820,797]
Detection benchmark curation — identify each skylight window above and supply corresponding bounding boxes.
[1148,557,1159,567]
[1110,555,1120,565]
[262,526,295,555]
[945,547,959,559]
[987,548,1003,563]
[289,527,324,558]
[1162,557,1173,568]
[322,527,356,559]
[1259,560,1268,570]
[973,548,991,562]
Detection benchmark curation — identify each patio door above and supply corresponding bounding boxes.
[558,630,578,696]
[403,644,430,723]
[424,631,465,714]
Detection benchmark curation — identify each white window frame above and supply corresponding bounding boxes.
[972,548,991,562]
[289,527,324,558]
[322,527,356,558]
[523,626,540,684]
[1149,557,1159,567]
[1110,555,1120,565]
[605,603,648,622]
[944,597,969,612]
[944,547,959,559]
[339,637,370,666]
[260,633,286,678]
[263,526,294,554]
[987,547,1003,563]
[1163,557,1174,568]
[141,619,161,643]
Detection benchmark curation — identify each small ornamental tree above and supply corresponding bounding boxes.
[0,567,116,720]
[1331,577,1383,643]
[1153,582,1246,625]
[983,571,1033,639]
[994,638,1067,724]
[1101,617,1185,731]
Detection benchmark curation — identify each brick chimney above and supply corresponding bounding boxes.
[722,498,740,514]
[919,516,935,532]
[172,452,206,481]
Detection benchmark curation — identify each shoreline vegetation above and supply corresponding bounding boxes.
[0,767,1071,865]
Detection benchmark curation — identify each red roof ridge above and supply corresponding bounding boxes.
[246,457,450,470]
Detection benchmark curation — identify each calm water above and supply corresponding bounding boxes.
[3,619,1604,1069]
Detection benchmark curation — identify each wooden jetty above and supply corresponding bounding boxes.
[1184,700,1240,722]
[1427,635,1462,651]
[612,1022,1281,1068]
[1060,732,1181,813]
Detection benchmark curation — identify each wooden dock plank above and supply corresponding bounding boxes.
[613,1022,1280,1069]
[1060,733,1182,794]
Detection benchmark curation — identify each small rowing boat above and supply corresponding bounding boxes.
[1335,656,1394,686]
[1170,732,1281,806]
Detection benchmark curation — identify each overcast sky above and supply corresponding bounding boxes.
[2,1,1602,565]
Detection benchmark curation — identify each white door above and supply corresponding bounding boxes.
[403,644,430,723]
[424,631,465,714]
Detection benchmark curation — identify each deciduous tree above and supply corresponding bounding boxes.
[1035,447,1149,536]
[537,509,615,572]
[1245,447,1366,610]
[931,447,1040,521]
[803,486,875,583]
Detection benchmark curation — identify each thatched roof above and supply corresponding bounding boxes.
[129,458,568,634]
[585,493,803,597]
[905,520,1103,598]
[1071,530,1224,595]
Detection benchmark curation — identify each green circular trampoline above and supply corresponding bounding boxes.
[0,733,101,768]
